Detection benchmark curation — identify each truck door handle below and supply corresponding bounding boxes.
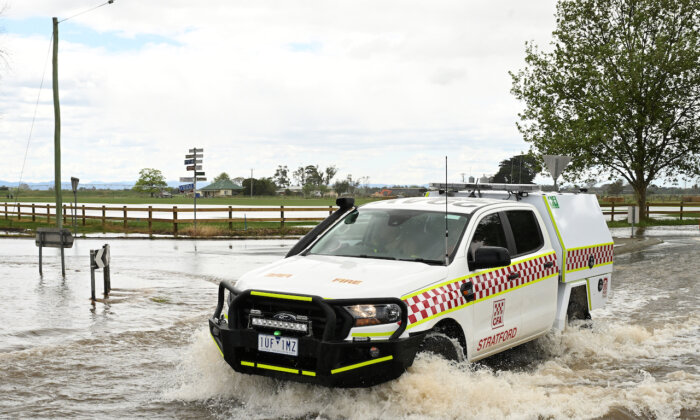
[544,261,554,268]
[508,272,520,280]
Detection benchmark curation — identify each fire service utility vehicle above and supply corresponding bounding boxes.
[209,183,614,387]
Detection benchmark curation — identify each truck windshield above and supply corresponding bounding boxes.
[307,209,470,264]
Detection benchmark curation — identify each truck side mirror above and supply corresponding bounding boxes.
[471,246,511,270]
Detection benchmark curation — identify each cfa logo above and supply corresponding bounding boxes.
[492,299,505,329]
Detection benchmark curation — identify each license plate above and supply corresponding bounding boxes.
[258,334,298,356]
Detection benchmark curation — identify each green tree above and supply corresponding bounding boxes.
[491,153,542,184]
[133,168,167,197]
[345,175,362,195]
[324,165,338,185]
[273,165,290,188]
[214,172,230,183]
[606,179,625,196]
[333,179,350,196]
[511,0,700,220]
[304,165,324,186]
[241,177,277,196]
[292,166,306,186]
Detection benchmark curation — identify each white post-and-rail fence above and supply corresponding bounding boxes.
[0,202,337,235]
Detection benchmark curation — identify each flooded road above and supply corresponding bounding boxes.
[0,234,698,419]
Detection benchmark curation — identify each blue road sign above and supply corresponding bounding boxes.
[179,184,194,192]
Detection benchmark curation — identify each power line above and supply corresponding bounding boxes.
[58,0,115,24]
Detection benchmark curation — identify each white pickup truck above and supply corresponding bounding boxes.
[209,183,613,387]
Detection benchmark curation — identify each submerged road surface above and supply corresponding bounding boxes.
[0,235,697,419]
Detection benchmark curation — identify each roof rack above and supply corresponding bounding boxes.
[429,182,541,192]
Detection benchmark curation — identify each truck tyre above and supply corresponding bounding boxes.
[418,320,467,362]
[567,285,591,322]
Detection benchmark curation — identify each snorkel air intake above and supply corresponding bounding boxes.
[285,198,356,258]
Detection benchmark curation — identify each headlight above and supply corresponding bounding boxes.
[344,304,401,327]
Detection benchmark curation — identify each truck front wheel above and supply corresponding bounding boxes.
[418,319,467,362]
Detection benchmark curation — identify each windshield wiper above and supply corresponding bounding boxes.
[398,258,444,265]
[351,254,397,261]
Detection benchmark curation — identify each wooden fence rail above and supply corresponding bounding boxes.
[599,201,700,221]
[2,201,699,233]
[0,203,338,236]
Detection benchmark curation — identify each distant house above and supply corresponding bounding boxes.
[200,179,244,197]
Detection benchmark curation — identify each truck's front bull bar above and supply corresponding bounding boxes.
[209,280,424,388]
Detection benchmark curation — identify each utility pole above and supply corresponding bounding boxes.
[519,152,523,184]
[52,17,63,229]
[250,168,254,198]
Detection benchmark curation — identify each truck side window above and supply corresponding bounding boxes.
[469,213,507,261]
[506,210,543,256]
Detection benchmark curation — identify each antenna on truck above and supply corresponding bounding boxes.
[445,156,449,266]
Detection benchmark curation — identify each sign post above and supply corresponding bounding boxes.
[627,205,639,237]
[542,155,572,191]
[36,227,74,276]
[90,244,111,302]
[183,148,204,236]
[71,177,79,235]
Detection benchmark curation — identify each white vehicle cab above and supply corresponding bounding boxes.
[209,185,613,387]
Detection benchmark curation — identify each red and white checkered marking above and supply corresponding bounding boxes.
[403,252,558,326]
[565,243,613,272]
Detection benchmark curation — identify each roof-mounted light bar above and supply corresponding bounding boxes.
[429,182,541,192]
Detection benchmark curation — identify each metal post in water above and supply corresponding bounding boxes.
[90,250,96,302]
[103,264,111,297]
[60,246,65,277]
[103,244,111,297]
[73,191,77,234]
[39,242,43,275]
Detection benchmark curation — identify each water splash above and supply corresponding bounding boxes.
[166,317,699,420]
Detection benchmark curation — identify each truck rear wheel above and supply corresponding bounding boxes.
[567,285,591,322]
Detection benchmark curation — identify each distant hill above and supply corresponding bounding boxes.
[0,180,418,191]
[0,180,183,190]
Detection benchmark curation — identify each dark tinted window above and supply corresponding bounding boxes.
[506,210,543,256]
[469,213,507,260]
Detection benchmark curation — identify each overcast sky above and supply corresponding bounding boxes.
[0,0,558,186]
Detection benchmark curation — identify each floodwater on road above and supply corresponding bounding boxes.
[0,233,698,419]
